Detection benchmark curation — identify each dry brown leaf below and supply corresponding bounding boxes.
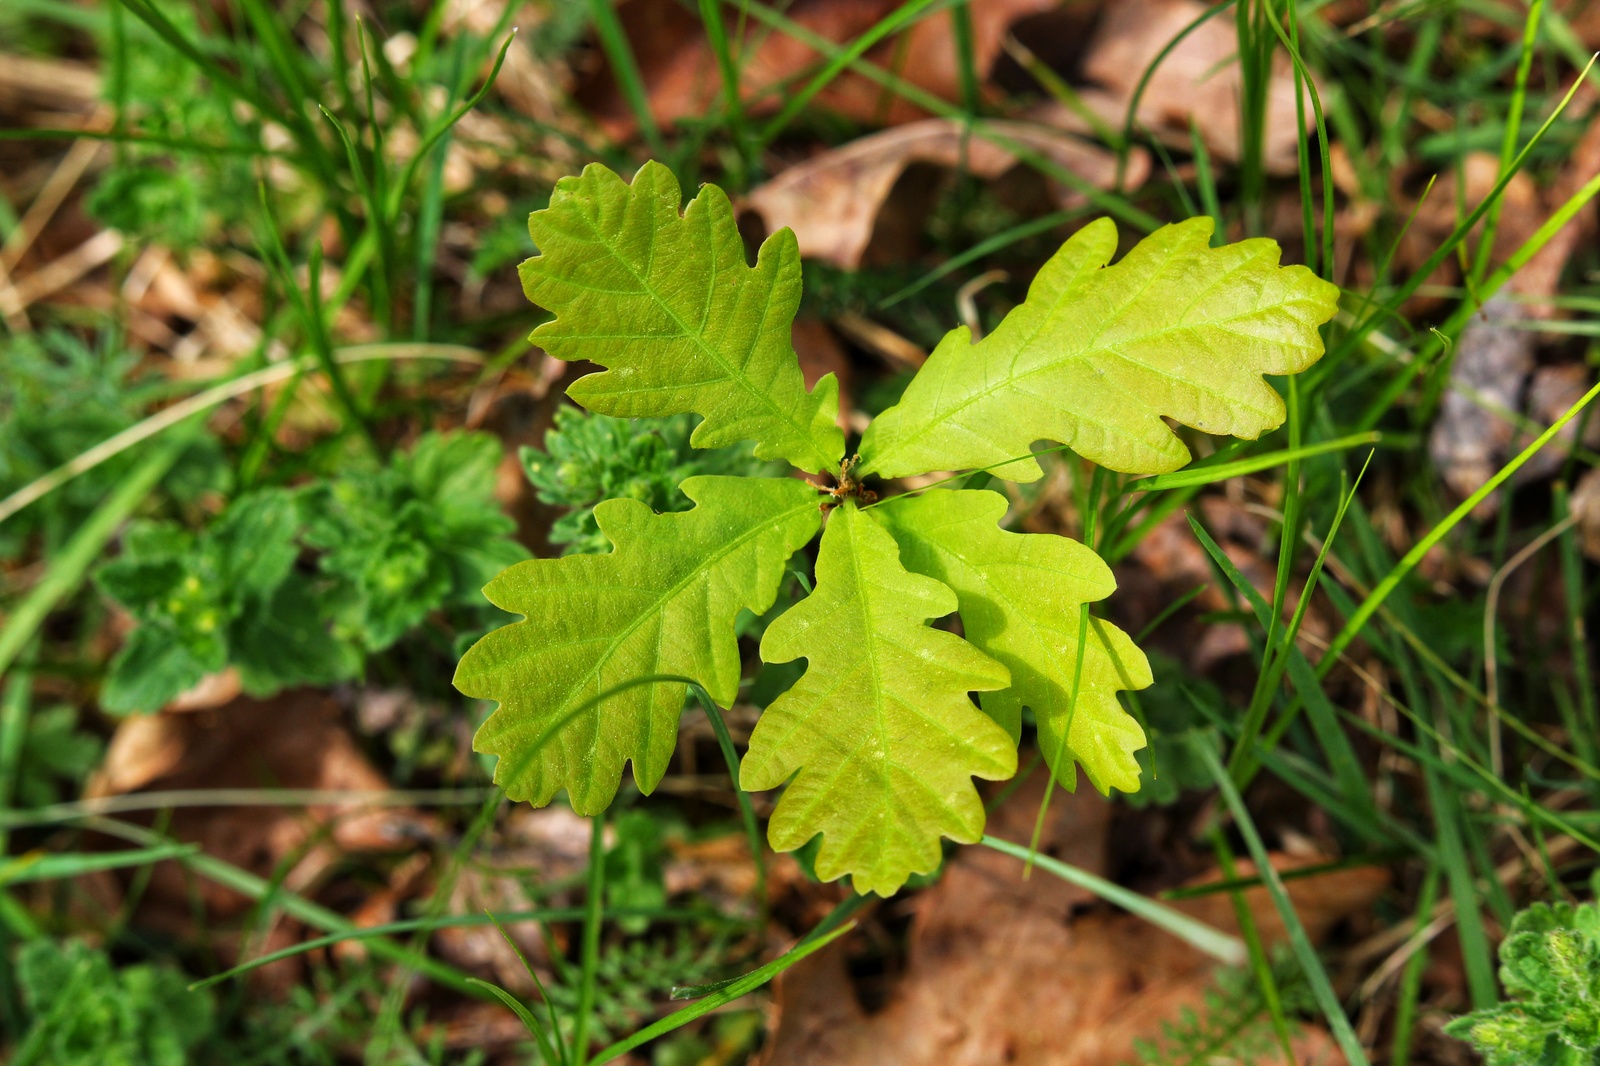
[1080,0,1312,175]
[435,863,551,995]
[745,118,1142,269]
[791,316,854,421]
[88,691,434,918]
[1127,498,1275,671]
[577,0,1057,140]
[761,779,1385,1066]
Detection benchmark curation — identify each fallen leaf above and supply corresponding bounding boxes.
[760,778,1386,1066]
[664,832,760,906]
[1127,498,1276,672]
[745,118,1143,269]
[85,692,435,968]
[791,316,854,423]
[577,0,1058,140]
[1080,0,1313,175]
[435,862,551,996]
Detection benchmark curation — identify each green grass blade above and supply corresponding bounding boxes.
[727,0,1159,230]
[486,910,570,1065]
[466,978,564,1065]
[91,816,484,995]
[572,813,606,1060]
[187,905,717,991]
[879,208,1079,309]
[1471,0,1545,287]
[1210,828,1298,1065]
[1336,55,1597,389]
[1118,0,1236,185]
[757,0,944,147]
[1388,865,1440,1066]
[980,836,1245,963]
[699,0,752,181]
[1184,515,1375,817]
[587,0,666,156]
[1327,376,1600,669]
[691,685,767,916]
[1189,118,1224,240]
[0,845,200,885]
[584,921,858,1065]
[1232,473,1337,779]
[1198,742,1371,1066]
[386,30,516,223]
[950,0,979,116]
[1131,432,1380,491]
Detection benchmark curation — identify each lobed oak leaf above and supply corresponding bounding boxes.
[454,476,822,814]
[859,216,1340,481]
[742,501,1014,896]
[875,488,1152,794]
[521,160,846,475]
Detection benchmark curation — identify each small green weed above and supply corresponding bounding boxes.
[1445,889,1600,1066]
[521,408,777,556]
[95,430,525,712]
[12,939,214,1066]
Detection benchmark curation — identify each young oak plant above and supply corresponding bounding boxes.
[455,161,1338,896]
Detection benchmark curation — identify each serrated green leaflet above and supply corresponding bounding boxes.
[521,160,845,474]
[1444,897,1600,1066]
[875,489,1152,793]
[741,502,1014,896]
[859,217,1340,480]
[454,476,821,813]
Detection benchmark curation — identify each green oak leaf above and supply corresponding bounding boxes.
[521,160,845,474]
[875,489,1152,794]
[453,476,821,813]
[859,217,1340,481]
[742,501,1015,896]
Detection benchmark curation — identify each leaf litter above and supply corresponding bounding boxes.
[759,775,1385,1066]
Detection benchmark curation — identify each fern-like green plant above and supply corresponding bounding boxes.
[1129,960,1312,1066]
[14,939,215,1066]
[520,407,777,555]
[456,161,1338,895]
[97,431,525,713]
[1445,895,1600,1066]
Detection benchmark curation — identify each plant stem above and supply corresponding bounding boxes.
[0,662,32,857]
[574,810,606,1064]
[693,687,767,920]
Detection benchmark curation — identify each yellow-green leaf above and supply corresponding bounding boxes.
[742,501,1014,896]
[875,489,1152,794]
[454,476,821,813]
[859,217,1339,481]
[521,161,845,474]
